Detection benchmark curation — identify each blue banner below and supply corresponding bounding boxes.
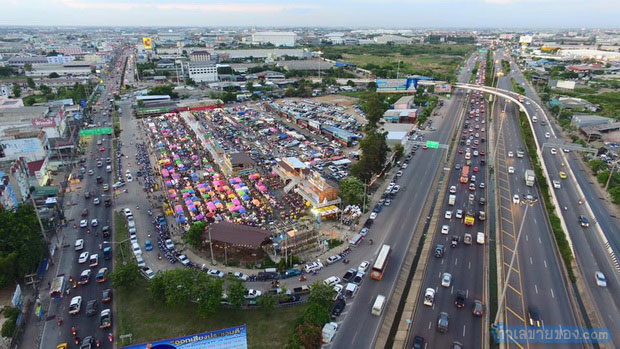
[123,325,248,349]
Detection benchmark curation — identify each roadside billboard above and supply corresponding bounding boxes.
[376,78,421,93]
[32,118,56,127]
[143,37,153,50]
[123,325,248,349]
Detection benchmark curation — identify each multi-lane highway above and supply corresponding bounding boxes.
[505,53,620,347]
[407,58,488,348]
[329,53,479,348]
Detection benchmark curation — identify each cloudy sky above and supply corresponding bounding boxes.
[2,0,619,28]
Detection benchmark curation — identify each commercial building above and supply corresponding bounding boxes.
[182,61,218,83]
[382,109,418,123]
[25,63,92,77]
[572,114,613,128]
[189,50,212,62]
[393,95,415,109]
[7,56,49,67]
[214,49,309,60]
[373,35,413,44]
[276,60,334,71]
[0,157,31,210]
[202,221,272,263]
[251,31,297,47]
[222,152,255,177]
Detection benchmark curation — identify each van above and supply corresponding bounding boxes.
[371,294,386,316]
[344,283,358,298]
[106,165,112,173]
[348,233,363,246]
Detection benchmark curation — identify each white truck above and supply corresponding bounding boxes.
[524,169,535,187]
[448,194,456,206]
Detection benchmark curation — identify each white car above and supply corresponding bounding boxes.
[513,194,520,204]
[550,148,557,155]
[358,261,370,273]
[473,150,479,157]
[369,212,378,220]
[89,254,99,267]
[178,254,190,266]
[69,296,82,315]
[545,132,550,138]
[323,276,341,287]
[165,239,174,250]
[450,185,457,194]
[79,219,88,228]
[93,197,100,205]
[445,211,452,219]
[455,209,463,219]
[333,284,343,299]
[441,272,452,287]
[75,239,85,251]
[441,225,450,235]
[123,208,133,217]
[141,267,155,279]
[126,174,133,182]
[78,251,89,263]
[91,219,99,227]
[402,163,408,169]
[595,271,607,287]
[234,272,249,281]
[326,255,342,264]
[396,171,403,177]
[508,166,515,174]
[479,182,485,189]
[507,151,514,158]
[245,289,262,299]
[207,269,225,278]
[553,180,561,189]
[477,232,485,245]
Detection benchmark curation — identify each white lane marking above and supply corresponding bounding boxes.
[463,325,467,337]
[428,321,432,330]
[534,219,537,224]
[544,260,548,268]
[534,284,538,294]
[455,258,458,266]
[530,257,533,264]
[550,288,555,298]
[468,261,471,269]
[525,235,529,242]
[539,237,542,244]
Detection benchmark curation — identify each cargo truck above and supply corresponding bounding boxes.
[448,194,456,206]
[464,212,475,226]
[525,169,535,187]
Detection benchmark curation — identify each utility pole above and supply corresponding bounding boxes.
[208,228,216,265]
[605,161,618,191]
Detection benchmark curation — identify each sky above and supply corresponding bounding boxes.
[2,0,620,28]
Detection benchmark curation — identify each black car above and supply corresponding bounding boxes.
[278,295,301,304]
[331,298,346,318]
[102,289,112,303]
[454,290,466,308]
[86,299,98,316]
[96,176,103,184]
[528,307,542,327]
[412,336,425,349]
[578,215,590,227]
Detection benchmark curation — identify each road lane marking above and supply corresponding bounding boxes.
[544,260,547,268]
[454,258,458,266]
[525,234,528,241]
[530,257,533,264]
[428,321,432,330]
[539,237,542,244]
[534,284,538,294]
[504,262,520,274]
[468,261,471,269]
[506,306,526,322]
[463,325,466,337]
[550,288,555,298]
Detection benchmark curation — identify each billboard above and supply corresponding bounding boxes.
[376,78,420,93]
[143,37,153,50]
[79,127,113,137]
[32,118,56,127]
[123,325,248,349]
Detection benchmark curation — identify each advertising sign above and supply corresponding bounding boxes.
[143,37,153,50]
[32,118,56,127]
[79,127,113,137]
[376,78,419,93]
[123,325,248,349]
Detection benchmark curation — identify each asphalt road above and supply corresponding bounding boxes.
[407,56,487,348]
[329,54,479,348]
[506,54,620,347]
[39,49,127,348]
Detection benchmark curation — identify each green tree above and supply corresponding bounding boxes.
[26,77,35,89]
[307,282,336,310]
[350,131,389,182]
[48,72,60,78]
[183,221,205,249]
[148,84,178,98]
[227,280,247,309]
[303,302,330,327]
[347,80,355,87]
[338,176,366,207]
[197,277,223,317]
[110,261,141,289]
[0,66,15,77]
[293,322,322,349]
[362,92,386,127]
[393,143,404,161]
[11,83,21,97]
[185,78,196,87]
[0,306,18,338]
[23,63,32,72]
[588,159,608,175]
[258,292,277,313]
[246,82,255,92]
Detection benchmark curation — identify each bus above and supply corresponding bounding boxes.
[50,276,66,301]
[370,244,392,280]
[460,166,470,184]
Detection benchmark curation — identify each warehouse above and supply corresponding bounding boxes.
[251,31,297,47]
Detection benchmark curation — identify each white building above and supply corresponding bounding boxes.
[184,62,218,83]
[25,63,92,77]
[251,31,297,47]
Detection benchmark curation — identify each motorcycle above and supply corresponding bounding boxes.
[369,239,374,245]
[343,259,349,264]
[56,318,63,326]
[71,327,77,336]
[299,275,307,282]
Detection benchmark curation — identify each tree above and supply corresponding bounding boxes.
[26,77,35,89]
[11,83,21,97]
[48,72,60,78]
[393,143,404,161]
[148,84,178,98]
[303,302,330,327]
[294,322,322,349]
[246,82,255,92]
[588,159,608,175]
[362,92,386,127]
[350,131,389,182]
[197,278,223,317]
[110,261,141,289]
[258,292,277,313]
[183,221,205,249]
[346,80,355,87]
[23,63,32,72]
[367,81,377,91]
[0,306,18,338]
[185,78,196,87]
[338,176,365,207]
[227,280,247,309]
[0,66,15,77]
[307,282,336,310]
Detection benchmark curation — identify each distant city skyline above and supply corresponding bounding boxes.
[2,0,620,28]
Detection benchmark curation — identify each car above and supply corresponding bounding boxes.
[90,219,98,227]
[563,148,570,153]
[123,208,133,217]
[324,276,341,287]
[450,185,456,194]
[441,272,452,287]
[455,163,461,170]
[87,169,94,176]
[178,254,190,266]
[145,239,153,251]
[141,267,155,279]
[469,183,476,191]
[79,219,88,228]
[102,289,112,303]
[99,309,112,329]
[359,227,369,237]
[78,251,89,263]
[437,312,450,332]
[79,269,92,285]
[369,212,378,220]
[392,185,400,193]
[559,171,567,179]
[396,170,403,177]
[477,232,485,245]
[102,184,109,191]
[69,296,82,314]
[508,151,514,157]
[454,290,466,308]
[131,242,142,256]
[352,271,365,285]
[473,166,479,172]
[358,261,370,273]
[412,336,425,349]
[445,210,452,219]
[470,175,476,183]
[81,208,89,217]
[472,300,485,316]
[331,298,346,318]
[207,269,225,278]
[74,239,84,251]
[455,209,463,219]
[86,299,98,317]
[93,197,100,205]
[402,163,408,169]
[434,244,445,258]
[245,289,262,299]
[384,199,392,206]
[508,166,515,174]
[441,225,450,234]
[332,284,344,299]
[479,182,485,189]
[473,150,479,157]
[545,132,550,138]
[579,215,590,227]
[126,174,133,182]
[89,254,99,267]
[528,307,542,327]
[513,194,520,204]
[464,233,472,245]
[165,239,174,250]
[550,148,557,155]
[234,272,249,281]
[595,271,607,287]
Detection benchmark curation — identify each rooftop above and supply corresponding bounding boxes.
[205,221,272,249]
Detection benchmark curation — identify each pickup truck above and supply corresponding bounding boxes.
[99,309,112,328]
[343,268,356,283]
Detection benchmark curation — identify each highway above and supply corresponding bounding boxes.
[328,53,480,348]
[505,52,620,347]
[406,56,488,348]
[39,47,128,348]
[494,63,580,348]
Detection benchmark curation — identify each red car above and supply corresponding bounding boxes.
[480,151,486,156]
[473,167,479,172]
[458,149,464,154]
[99,146,105,152]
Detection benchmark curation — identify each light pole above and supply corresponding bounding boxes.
[605,161,618,191]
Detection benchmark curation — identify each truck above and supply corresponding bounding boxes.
[448,195,456,206]
[464,212,475,226]
[525,169,535,187]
